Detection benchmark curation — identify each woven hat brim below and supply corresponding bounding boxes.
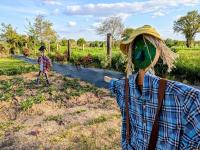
[120,27,163,55]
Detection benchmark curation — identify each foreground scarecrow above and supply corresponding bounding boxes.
[36,46,52,86]
[105,25,200,150]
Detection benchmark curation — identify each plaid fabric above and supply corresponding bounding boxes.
[109,72,200,150]
[38,56,52,72]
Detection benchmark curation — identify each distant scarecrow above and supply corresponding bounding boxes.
[36,45,52,85]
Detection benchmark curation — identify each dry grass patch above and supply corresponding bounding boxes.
[0,72,121,149]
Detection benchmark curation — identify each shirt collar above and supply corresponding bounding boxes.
[129,71,156,100]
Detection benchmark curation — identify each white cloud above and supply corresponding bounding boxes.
[0,5,48,15]
[67,21,77,27]
[42,0,62,5]
[152,11,165,18]
[64,0,200,18]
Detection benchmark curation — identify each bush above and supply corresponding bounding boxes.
[10,47,15,55]
[22,48,31,57]
[47,53,56,62]
[75,54,93,67]
[55,52,66,63]
[111,53,126,72]
[0,44,7,54]
[50,43,57,52]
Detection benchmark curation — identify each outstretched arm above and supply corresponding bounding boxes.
[104,76,112,83]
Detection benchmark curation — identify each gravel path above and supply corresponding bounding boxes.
[15,55,200,90]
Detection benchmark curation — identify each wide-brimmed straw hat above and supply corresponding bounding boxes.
[121,25,178,75]
[120,25,163,55]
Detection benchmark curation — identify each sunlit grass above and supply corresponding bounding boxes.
[0,58,37,75]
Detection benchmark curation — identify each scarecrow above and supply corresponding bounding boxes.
[36,45,52,86]
[104,25,200,150]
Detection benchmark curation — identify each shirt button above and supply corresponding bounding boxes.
[143,104,146,110]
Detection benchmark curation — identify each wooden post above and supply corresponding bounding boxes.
[25,43,28,48]
[56,42,59,51]
[82,44,85,50]
[107,33,112,67]
[67,40,71,61]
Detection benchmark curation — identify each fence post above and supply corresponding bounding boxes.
[107,33,112,67]
[67,40,71,61]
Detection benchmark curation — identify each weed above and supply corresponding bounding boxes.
[44,115,63,122]
[84,115,107,126]
[70,109,87,115]
[20,94,46,111]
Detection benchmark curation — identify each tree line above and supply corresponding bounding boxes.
[0,10,200,55]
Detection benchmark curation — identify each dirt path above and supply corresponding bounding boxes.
[14,55,124,88]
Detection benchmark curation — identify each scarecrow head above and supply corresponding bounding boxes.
[39,45,46,53]
[120,25,178,76]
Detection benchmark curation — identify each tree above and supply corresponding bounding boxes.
[26,15,57,52]
[173,10,200,47]
[0,23,20,54]
[61,38,67,46]
[25,20,38,54]
[121,28,134,40]
[89,40,99,47]
[165,38,175,48]
[69,39,76,47]
[77,38,86,50]
[96,16,124,40]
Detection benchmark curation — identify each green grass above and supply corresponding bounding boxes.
[20,94,45,111]
[0,58,37,75]
[170,50,200,84]
[62,77,100,98]
[84,116,107,126]
[44,115,63,122]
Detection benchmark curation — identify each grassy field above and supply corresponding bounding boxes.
[0,58,37,76]
[0,58,121,149]
[48,47,200,85]
[170,50,200,85]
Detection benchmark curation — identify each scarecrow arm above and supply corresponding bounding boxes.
[104,76,112,83]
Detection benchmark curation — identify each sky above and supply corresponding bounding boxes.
[0,0,200,41]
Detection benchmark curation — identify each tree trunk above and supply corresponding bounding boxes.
[186,38,192,48]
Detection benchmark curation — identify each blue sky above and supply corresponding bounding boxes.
[0,0,200,41]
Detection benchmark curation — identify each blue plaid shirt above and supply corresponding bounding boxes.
[109,72,200,150]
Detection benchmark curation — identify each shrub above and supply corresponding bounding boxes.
[50,43,57,52]
[47,53,56,62]
[23,48,31,57]
[111,53,126,72]
[55,52,66,63]
[10,47,15,55]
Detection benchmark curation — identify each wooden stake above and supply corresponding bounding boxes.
[107,33,112,67]
[67,40,71,61]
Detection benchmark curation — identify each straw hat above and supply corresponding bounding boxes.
[120,25,163,55]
